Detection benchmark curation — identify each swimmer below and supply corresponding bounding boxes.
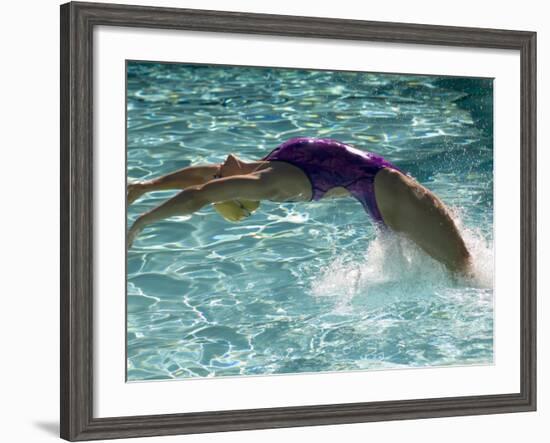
[127,137,472,273]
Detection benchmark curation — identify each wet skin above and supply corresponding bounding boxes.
[127,154,471,273]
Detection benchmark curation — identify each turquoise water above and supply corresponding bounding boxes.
[126,61,494,381]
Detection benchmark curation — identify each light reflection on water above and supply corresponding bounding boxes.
[126,62,493,381]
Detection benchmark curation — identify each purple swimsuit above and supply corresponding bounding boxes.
[263,137,403,226]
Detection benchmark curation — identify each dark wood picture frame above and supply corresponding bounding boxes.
[60,1,537,441]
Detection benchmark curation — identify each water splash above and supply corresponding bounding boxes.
[453,211,494,289]
[311,218,493,311]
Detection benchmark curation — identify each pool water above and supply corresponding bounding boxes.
[126,61,494,381]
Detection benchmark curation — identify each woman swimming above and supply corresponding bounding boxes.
[127,137,471,273]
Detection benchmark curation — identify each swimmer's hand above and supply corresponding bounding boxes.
[127,219,144,249]
[127,182,146,205]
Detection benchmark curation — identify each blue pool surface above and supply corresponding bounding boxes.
[126,61,494,381]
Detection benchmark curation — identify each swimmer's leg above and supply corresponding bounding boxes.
[374,168,471,274]
[128,173,278,248]
[127,165,220,204]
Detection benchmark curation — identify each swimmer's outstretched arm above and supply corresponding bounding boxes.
[127,173,277,248]
[127,164,221,204]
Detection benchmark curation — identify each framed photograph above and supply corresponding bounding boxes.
[60,1,536,441]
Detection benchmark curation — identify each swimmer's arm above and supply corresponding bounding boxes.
[128,174,277,247]
[127,165,221,204]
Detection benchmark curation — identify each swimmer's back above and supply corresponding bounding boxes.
[264,137,403,223]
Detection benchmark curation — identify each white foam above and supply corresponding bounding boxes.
[452,212,494,289]
[311,216,494,309]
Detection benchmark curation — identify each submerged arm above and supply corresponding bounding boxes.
[128,173,277,248]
